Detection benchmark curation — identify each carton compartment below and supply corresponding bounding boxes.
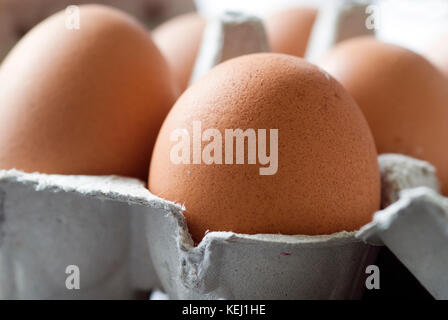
[0,154,439,299]
[358,188,448,299]
[0,171,161,299]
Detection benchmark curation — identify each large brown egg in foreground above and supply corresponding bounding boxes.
[0,5,177,180]
[319,36,448,195]
[265,7,317,57]
[153,12,205,93]
[149,53,380,243]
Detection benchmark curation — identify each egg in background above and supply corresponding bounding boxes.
[0,5,177,180]
[265,7,317,58]
[149,53,380,244]
[153,12,205,93]
[319,36,448,195]
[152,7,317,95]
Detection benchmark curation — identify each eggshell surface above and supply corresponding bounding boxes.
[265,7,317,58]
[319,36,448,195]
[149,53,380,243]
[0,5,177,180]
[153,12,205,93]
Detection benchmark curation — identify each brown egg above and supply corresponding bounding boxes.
[153,12,205,93]
[265,7,317,58]
[0,5,177,180]
[319,36,448,195]
[424,33,448,78]
[149,53,380,243]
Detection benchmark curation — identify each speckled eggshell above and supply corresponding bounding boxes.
[424,33,448,78]
[0,5,177,180]
[153,12,205,93]
[265,7,317,58]
[149,53,381,244]
[319,36,448,195]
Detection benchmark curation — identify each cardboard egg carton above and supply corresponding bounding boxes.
[0,11,271,301]
[190,11,269,84]
[0,0,199,62]
[0,153,441,299]
[357,185,448,299]
[305,0,374,62]
[0,171,161,299]
[148,153,443,300]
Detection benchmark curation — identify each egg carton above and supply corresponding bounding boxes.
[0,0,177,62]
[0,152,440,299]
[190,11,269,84]
[0,9,269,301]
[153,154,444,300]
[305,0,374,62]
[357,187,448,299]
[0,172,161,299]
[196,0,448,55]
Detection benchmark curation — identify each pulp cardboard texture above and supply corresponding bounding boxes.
[305,0,374,63]
[190,11,269,85]
[0,171,163,299]
[149,154,442,300]
[196,0,448,55]
[148,215,375,300]
[0,154,439,299]
[378,154,440,208]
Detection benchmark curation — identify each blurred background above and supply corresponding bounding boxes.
[0,0,196,60]
[1,0,448,62]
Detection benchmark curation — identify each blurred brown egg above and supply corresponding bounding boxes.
[424,33,448,78]
[319,36,448,195]
[153,12,205,93]
[149,53,380,243]
[0,5,177,180]
[265,7,317,57]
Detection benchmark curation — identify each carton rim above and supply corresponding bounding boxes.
[0,168,362,253]
[357,187,448,245]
